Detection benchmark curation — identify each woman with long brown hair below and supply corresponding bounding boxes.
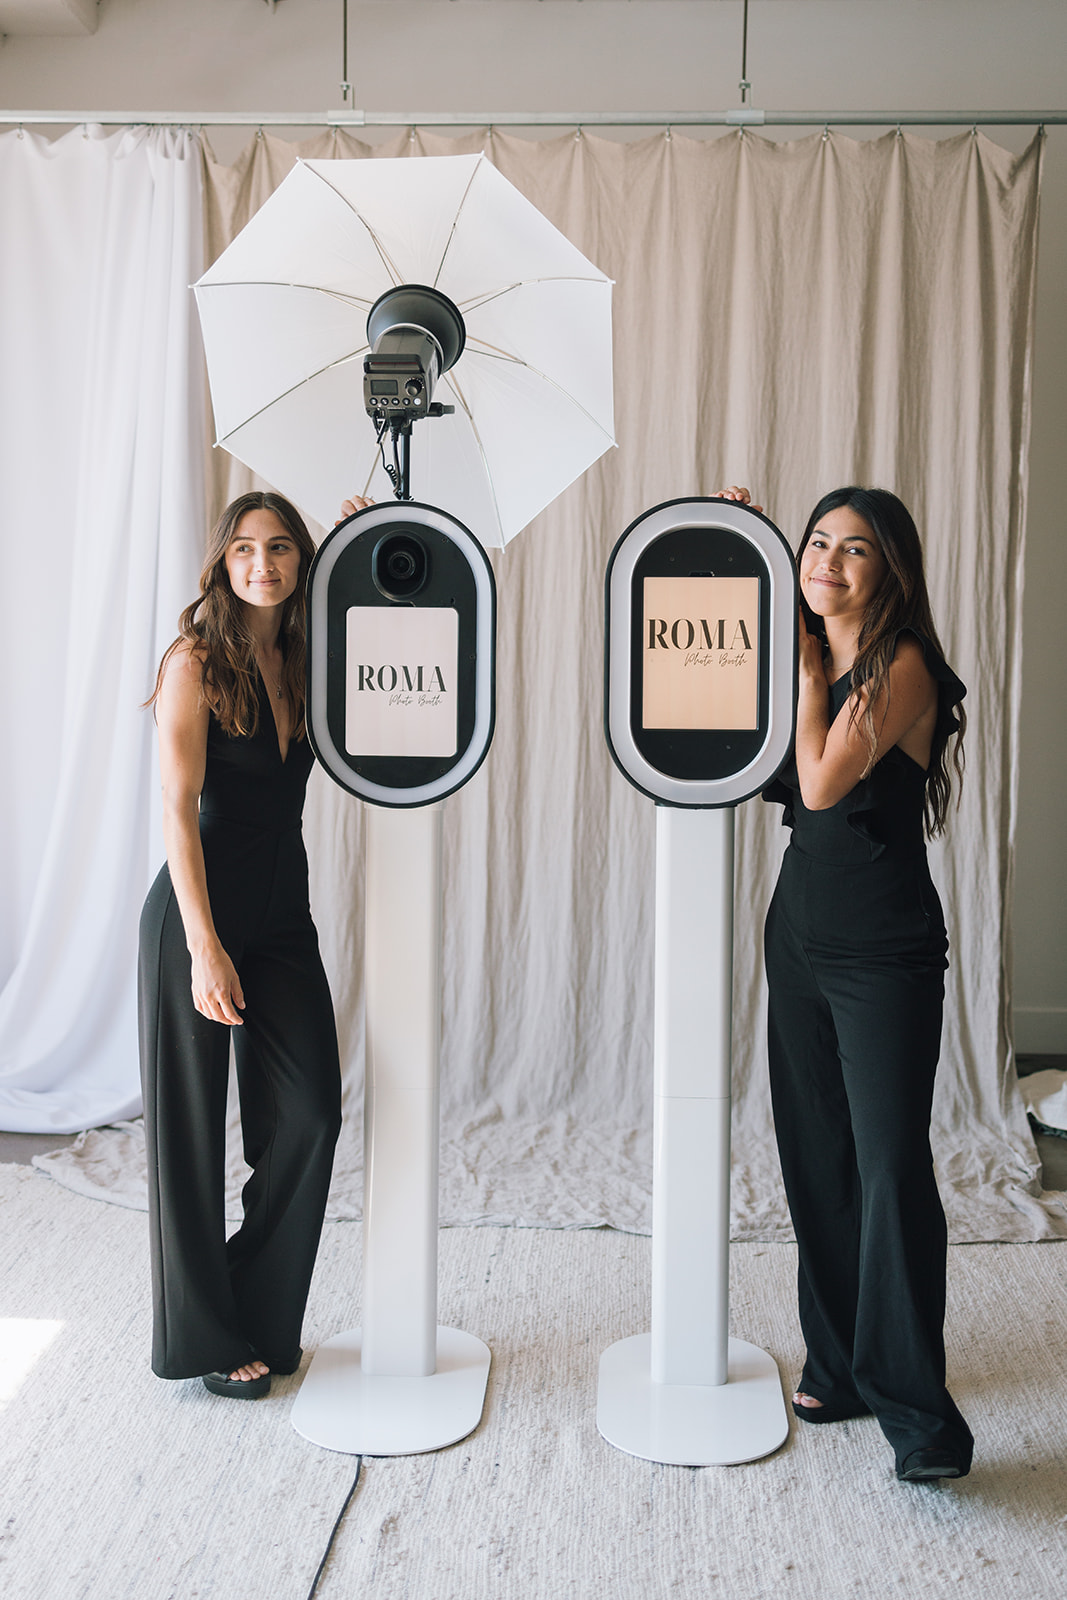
[139,490,365,1398]
[721,484,973,1481]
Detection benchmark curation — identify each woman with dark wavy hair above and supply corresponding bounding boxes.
[720,484,973,1482]
[139,490,366,1399]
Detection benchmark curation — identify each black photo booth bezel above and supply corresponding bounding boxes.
[629,526,772,780]
[307,502,496,808]
[605,498,798,808]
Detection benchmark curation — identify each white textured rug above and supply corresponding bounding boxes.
[30,1101,1067,1243]
[3,1163,1067,1600]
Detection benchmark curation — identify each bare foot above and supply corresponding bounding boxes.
[228,1360,269,1382]
[793,1391,824,1410]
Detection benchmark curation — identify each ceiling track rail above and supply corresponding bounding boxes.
[0,108,1063,131]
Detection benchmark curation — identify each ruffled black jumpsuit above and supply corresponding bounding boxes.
[763,631,974,1472]
[138,679,342,1380]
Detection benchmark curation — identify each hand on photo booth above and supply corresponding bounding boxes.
[714,485,763,513]
[336,494,375,524]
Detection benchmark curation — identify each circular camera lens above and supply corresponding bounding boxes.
[386,549,417,582]
[373,532,430,599]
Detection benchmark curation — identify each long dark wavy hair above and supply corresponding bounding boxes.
[798,486,965,836]
[149,491,316,740]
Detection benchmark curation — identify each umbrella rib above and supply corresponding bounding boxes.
[199,279,377,310]
[301,161,405,288]
[432,159,485,293]
[458,345,615,445]
[359,456,378,501]
[456,276,610,314]
[214,345,372,444]
[440,370,506,543]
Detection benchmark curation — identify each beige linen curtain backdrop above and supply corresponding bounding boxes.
[197,125,1055,1242]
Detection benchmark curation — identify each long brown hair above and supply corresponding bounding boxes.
[148,492,316,739]
[798,487,965,836]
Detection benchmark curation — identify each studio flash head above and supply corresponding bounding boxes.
[363,285,466,423]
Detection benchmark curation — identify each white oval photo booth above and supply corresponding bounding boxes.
[292,503,494,1457]
[600,497,796,1466]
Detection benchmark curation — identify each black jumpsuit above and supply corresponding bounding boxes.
[763,631,973,1473]
[138,678,342,1380]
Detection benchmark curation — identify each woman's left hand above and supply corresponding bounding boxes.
[336,495,374,525]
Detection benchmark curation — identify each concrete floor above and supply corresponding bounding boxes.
[0,1130,77,1165]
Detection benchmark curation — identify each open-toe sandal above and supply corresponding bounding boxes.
[202,1368,271,1400]
[791,1390,871,1425]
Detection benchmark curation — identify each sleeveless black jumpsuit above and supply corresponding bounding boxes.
[763,631,973,1472]
[138,678,342,1380]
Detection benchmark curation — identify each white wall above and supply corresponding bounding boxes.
[2,0,1064,1052]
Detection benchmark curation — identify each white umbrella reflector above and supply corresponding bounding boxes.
[195,154,615,546]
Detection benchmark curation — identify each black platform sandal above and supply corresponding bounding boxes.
[897,1447,965,1482]
[791,1390,872,1425]
[202,1368,271,1399]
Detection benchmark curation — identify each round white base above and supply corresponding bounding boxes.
[291,1326,491,1456]
[596,1333,789,1466]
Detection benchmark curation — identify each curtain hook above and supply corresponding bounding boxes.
[822,122,829,142]
[665,124,672,142]
[409,124,417,143]
[896,123,903,139]
[575,124,583,142]
[256,125,264,141]
[17,121,24,139]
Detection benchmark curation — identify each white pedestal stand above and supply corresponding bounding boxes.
[596,806,788,1466]
[291,803,491,1455]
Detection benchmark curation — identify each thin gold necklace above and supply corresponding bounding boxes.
[259,657,285,700]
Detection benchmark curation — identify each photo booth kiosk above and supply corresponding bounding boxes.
[600,497,797,1465]
[292,501,495,1456]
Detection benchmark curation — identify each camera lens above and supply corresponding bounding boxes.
[386,549,417,582]
[373,532,430,599]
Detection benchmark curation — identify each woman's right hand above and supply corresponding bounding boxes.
[336,495,375,525]
[714,485,763,512]
[190,940,246,1026]
[797,605,828,689]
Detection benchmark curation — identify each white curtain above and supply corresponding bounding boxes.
[0,126,205,1132]
[192,126,1056,1241]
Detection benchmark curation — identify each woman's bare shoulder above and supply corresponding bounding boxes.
[888,632,936,690]
[157,641,213,719]
[160,639,209,687]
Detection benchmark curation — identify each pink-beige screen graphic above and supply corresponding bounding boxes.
[346,607,459,757]
[642,577,759,731]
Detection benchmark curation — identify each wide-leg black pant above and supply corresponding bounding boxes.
[138,820,342,1380]
[765,843,973,1472]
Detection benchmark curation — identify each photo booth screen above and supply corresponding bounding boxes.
[642,576,760,732]
[345,606,459,758]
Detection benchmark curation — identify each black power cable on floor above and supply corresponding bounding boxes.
[305,1456,364,1599]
